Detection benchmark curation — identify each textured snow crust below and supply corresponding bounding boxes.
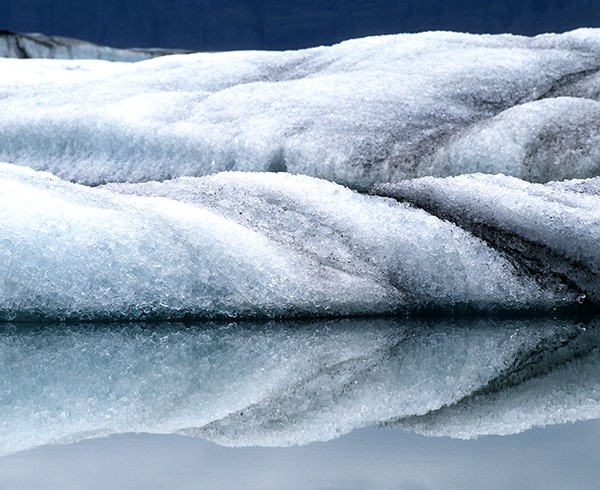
[1,317,598,454]
[4,30,600,187]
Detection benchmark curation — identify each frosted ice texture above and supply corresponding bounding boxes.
[1,317,598,454]
[0,163,560,321]
[430,97,600,181]
[3,30,600,187]
[2,28,600,458]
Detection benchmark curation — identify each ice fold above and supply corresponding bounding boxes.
[0,163,579,322]
[373,173,600,306]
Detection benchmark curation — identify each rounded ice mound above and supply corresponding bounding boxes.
[429,97,600,182]
[3,30,600,187]
[0,163,570,322]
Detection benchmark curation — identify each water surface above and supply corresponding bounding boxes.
[1,316,599,487]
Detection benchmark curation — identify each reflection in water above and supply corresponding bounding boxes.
[1,316,599,455]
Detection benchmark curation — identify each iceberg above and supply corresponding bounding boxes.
[1,317,598,454]
[1,162,590,322]
[1,28,600,460]
[3,30,600,187]
[0,30,180,61]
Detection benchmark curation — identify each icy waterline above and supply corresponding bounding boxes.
[1,316,599,455]
[4,163,600,322]
[4,30,600,187]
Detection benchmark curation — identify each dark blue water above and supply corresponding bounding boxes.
[4,0,600,51]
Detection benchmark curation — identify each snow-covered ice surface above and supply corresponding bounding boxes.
[2,162,593,322]
[4,30,600,187]
[1,317,599,454]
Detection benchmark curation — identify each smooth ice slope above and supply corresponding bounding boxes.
[0,31,169,61]
[1,317,599,454]
[1,163,565,321]
[5,30,600,187]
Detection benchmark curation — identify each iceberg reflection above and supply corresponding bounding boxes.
[1,316,599,455]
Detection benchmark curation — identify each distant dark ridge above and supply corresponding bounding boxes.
[3,0,600,51]
[0,30,190,60]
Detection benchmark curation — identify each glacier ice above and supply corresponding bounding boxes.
[3,30,600,187]
[429,97,600,182]
[1,317,598,454]
[1,162,589,322]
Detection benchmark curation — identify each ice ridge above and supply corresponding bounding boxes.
[373,173,600,306]
[3,30,600,187]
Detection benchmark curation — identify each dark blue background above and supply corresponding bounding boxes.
[4,0,600,51]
